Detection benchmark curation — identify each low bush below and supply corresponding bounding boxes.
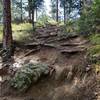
[89,34,100,45]
[10,63,50,92]
[87,33,100,65]
[87,45,100,64]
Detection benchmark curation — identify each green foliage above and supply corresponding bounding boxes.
[89,34,100,45]
[37,14,51,27]
[92,0,100,19]
[88,45,100,56]
[78,10,94,34]
[78,0,100,34]
[87,45,100,64]
[64,20,78,33]
[10,63,49,92]
[87,33,100,72]
[59,20,78,37]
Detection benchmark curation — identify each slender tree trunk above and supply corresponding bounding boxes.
[29,9,31,23]
[32,7,34,29]
[64,3,66,24]
[3,0,12,50]
[79,0,84,15]
[2,0,13,64]
[28,0,32,23]
[56,0,58,22]
[20,0,23,22]
[36,7,38,21]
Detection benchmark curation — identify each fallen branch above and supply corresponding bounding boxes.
[19,47,40,59]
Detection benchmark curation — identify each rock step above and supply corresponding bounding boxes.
[60,47,86,54]
[60,40,88,46]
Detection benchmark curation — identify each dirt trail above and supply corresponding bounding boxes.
[0,25,97,100]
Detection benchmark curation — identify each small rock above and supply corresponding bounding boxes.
[3,98,7,100]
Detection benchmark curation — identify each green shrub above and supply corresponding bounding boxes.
[10,63,50,92]
[89,34,100,45]
[78,10,94,34]
[64,20,78,33]
[87,45,100,64]
[58,20,78,38]
[88,45,100,55]
[36,14,50,27]
[78,0,100,34]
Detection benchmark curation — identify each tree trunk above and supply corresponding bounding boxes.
[20,0,23,22]
[79,0,84,15]
[64,2,66,24]
[56,0,58,22]
[2,0,13,65]
[28,0,32,23]
[36,6,38,21]
[32,7,34,29]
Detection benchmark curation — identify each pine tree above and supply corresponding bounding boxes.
[56,0,59,22]
[2,0,13,65]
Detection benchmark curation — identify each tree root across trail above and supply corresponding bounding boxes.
[0,25,98,100]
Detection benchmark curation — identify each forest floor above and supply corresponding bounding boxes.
[0,24,100,100]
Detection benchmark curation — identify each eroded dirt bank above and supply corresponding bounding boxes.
[0,25,98,100]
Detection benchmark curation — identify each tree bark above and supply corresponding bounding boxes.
[64,2,66,24]
[31,0,35,29]
[20,0,23,22]
[2,0,13,64]
[36,6,38,21]
[28,0,32,23]
[56,0,58,22]
[32,7,34,29]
